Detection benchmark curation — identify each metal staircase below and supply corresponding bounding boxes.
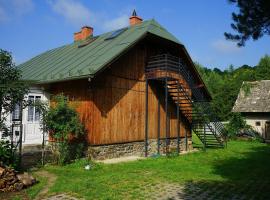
[146,54,226,148]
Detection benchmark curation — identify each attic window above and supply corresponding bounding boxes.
[256,121,261,126]
[105,28,127,40]
[78,36,98,48]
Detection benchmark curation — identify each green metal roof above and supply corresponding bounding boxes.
[18,19,181,83]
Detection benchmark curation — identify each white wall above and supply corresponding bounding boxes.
[245,114,270,139]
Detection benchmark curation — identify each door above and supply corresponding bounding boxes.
[23,95,43,144]
[265,121,270,140]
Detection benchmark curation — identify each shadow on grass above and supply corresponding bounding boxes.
[172,143,270,199]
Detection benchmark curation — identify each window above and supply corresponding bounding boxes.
[35,96,41,121]
[255,121,261,126]
[105,28,127,40]
[28,96,34,121]
[27,95,41,122]
[12,104,21,121]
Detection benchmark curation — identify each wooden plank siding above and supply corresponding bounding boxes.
[48,43,191,145]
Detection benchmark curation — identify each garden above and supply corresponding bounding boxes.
[1,139,269,200]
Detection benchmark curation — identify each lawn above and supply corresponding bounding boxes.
[6,139,270,199]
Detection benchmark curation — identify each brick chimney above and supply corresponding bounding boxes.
[74,26,93,42]
[129,9,142,26]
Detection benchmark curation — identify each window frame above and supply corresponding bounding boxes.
[27,95,41,122]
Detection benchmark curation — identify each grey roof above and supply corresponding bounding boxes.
[232,80,270,112]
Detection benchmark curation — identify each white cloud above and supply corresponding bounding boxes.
[47,0,130,31]
[212,39,241,54]
[0,0,34,23]
[102,14,129,31]
[48,0,94,27]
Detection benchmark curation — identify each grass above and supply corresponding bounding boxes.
[4,139,270,199]
[25,174,47,199]
[43,139,270,199]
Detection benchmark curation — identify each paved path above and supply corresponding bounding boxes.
[42,194,82,200]
[34,171,57,200]
[149,181,265,200]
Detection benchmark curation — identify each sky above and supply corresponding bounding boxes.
[0,0,269,70]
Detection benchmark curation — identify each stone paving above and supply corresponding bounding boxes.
[37,180,268,200]
[42,194,82,200]
[40,180,268,200]
[148,181,269,200]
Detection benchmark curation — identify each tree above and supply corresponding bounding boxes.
[0,49,28,133]
[195,56,266,121]
[225,0,270,46]
[255,54,270,79]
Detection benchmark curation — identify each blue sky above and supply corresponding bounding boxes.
[0,0,269,70]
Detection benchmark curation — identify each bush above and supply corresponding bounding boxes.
[0,140,17,167]
[225,113,251,138]
[44,94,85,165]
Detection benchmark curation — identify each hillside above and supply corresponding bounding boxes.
[196,55,270,121]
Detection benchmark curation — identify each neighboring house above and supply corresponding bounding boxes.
[13,11,224,158]
[0,87,49,145]
[232,80,270,140]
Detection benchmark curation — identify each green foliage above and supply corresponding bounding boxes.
[225,0,270,46]
[255,55,270,79]
[195,54,270,121]
[0,140,17,167]
[43,94,85,165]
[44,95,84,140]
[242,82,253,96]
[0,49,28,132]
[225,113,249,138]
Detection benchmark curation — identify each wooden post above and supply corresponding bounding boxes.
[185,124,188,151]
[145,79,149,157]
[157,96,160,154]
[165,78,169,155]
[203,123,206,151]
[177,81,180,154]
[18,102,23,169]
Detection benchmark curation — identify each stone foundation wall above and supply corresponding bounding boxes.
[20,138,193,166]
[21,145,52,169]
[88,138,193,160]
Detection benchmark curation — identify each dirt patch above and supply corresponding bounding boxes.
[97,156,145,164]
[34,171,57,200]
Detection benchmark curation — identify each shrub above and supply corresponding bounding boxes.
[43,94,85,165]
[225,113,251,138]
[0,139,17,167]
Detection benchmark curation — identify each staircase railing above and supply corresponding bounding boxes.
[146,54,227,147]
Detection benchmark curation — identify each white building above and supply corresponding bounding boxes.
[232,80,270,141]
[0,87,49,145]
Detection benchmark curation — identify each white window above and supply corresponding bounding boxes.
[27,95,41,122]
[12,104,21,121]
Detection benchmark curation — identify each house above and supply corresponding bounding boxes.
[0,87,49,145]
[12,11,225,159]
[233,80,270,141]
